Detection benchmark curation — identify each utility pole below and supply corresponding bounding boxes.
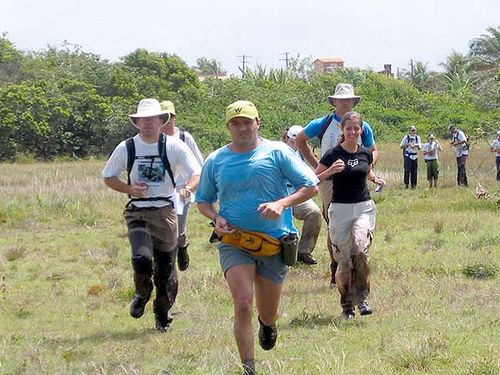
[410,58,414,82]
[280,52,290,69]
[237,54,251,77]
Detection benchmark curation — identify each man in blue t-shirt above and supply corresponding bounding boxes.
[196,100,319,375]
[295,83,378,288]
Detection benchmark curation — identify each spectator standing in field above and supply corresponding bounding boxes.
[400,125,422,189]
[490,130,500,181]
[315,112,385,319]
[422,133,442,188]
[102,98,201,331]
[283,125,322,265]
[196,101,319,375]
[295,83,378,287]
[449,125,469,186]
[160,100,204,271]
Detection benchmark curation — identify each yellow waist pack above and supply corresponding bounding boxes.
[221,230,281,256]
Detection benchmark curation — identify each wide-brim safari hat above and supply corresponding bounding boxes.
[129,98,170,128]
[328,83,361,106]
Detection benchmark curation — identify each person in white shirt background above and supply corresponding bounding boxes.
[160,100,204,272]
[422,133,442,188]
[400,125,422,189]
[282,125,322,265]
[490,130,500,181]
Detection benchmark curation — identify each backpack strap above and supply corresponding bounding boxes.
[158,133,176,189]
[318,114,334,142]
[179,130,186,143]
[125,137,135,188]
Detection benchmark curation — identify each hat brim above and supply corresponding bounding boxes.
[129,111,171,129]
[328,95,361,106]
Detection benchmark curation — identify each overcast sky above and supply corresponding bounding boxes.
[1,0,499,75]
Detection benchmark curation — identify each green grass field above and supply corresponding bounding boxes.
[0,143,499,375]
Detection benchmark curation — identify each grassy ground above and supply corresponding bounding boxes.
[0,143,499,375]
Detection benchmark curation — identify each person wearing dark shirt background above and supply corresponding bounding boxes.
[315,112,385,319]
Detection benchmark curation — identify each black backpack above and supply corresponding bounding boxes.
[125,134,176,205]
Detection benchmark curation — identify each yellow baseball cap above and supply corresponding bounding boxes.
[226,100,258,123]
[160,100,176,116]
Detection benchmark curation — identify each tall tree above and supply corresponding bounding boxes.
[194,57,224,78]
[468,26,500,74]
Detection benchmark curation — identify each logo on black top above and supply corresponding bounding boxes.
[347,159,359,167]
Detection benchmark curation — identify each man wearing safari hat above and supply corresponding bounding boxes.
[102,98,201,332]
[160,100,204,272]
[196,100,319,375]
[295,83,378,287]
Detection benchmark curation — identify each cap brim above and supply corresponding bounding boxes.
[226,114,257,123]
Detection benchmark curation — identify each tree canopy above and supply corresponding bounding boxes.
[0,27,498,161]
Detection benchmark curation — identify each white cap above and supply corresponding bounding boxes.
[287,125,303,139]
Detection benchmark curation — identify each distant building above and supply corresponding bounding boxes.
[378,64,394,78]
[198,71,230,81]
[314,57,344,74]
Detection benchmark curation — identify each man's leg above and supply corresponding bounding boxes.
[426,160,432,188]
[496,156,500,181]
[255,275,282,352]
[433,160,439,187]
[225,264,256,367]
[152,246,178,331]
[403,157,410,188]
[125,214,154,319]
[293,200,321,265]
[410,159,418,188]
[457,155,468,186]
[176,202,190,271]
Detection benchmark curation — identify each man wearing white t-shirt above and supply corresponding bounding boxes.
[160,100,204,272]
[422,133,442,188]
[449,125,469,186]
[295,83,378,287]
[102,98,201,332]
[490,130,500,181]
[400,126,422,189]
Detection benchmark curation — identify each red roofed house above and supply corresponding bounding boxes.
[314,57,344,73]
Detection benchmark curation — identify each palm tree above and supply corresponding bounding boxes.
[440,51,474,93]
[194,57,225,78]
[440,50,470,76]
[403,60,430,90]
[468,26,500,74]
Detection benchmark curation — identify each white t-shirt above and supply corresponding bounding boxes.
[452,130,469,157]
[174,127,204,166]
[423,141,440,161]
[400,134,421,160]
[102,134,201,208]
[490,139,500,157]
